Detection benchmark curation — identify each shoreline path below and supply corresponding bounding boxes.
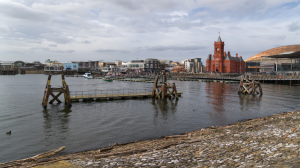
[2,110,300,168]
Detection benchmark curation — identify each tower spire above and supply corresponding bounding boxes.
[217,32,222,42]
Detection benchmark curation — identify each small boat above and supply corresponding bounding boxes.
[103,78,113,82]
[83,72,93,79]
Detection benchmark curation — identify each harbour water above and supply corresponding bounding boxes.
[0,74,300,163]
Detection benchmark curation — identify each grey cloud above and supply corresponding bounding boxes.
[51,50,75,53]
[0,1,52,21]
[66,50,75,53]
[49,44,57,47]
[41,33,73,44]
[94,49,130,53]
[130,40,141,43]
[289,21,300,32]
[0,25,10,34]
[249,35,286,41]
[82,40,91,44]
[30,47,49,51]
[146,45,207,51]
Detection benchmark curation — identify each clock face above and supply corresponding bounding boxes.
[216,48,219,51]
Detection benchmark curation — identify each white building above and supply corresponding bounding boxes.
[182,58,203,72]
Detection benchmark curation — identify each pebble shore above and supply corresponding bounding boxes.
[66,110,300,167]
[2,110,300,168]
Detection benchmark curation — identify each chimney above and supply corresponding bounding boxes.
[224,51,226,57]
[236,53,238,58]
[228,51,230,56]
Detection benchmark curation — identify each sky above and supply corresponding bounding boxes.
[0,0,300,63]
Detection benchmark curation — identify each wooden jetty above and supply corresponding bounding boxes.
[19,69,26,75]
[69,73,181,102]
[69,90,182,102]
[42,74,72,108]
[42,73,182,104]
[238,75,262,95]
[170,72,300,85]
[0,69,18,75]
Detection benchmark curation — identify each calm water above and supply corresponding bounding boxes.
[1,74,300,163]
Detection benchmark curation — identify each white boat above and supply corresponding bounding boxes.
[83,72,93,79]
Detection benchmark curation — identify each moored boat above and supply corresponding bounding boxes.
[103,78,113,82]
[83,72,93,79]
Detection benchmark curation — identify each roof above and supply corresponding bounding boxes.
[266,51,300,58]
[245,44,300,62]
[216,36,222,42]
[0,61,15,63]
[224,54,244,61]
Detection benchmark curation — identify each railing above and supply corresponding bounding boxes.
[70,89,150,98]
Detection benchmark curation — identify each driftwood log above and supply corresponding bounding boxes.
[0,146,65,168]
[94,149,147,159]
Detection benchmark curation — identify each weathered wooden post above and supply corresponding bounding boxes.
[61,74,72,106]
[161,72,167,99]
[152,75,159,97]
[238,75,262,95]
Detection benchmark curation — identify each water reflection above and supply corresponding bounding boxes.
[151,98,178,125]
[42,105,71,146]
[205,82,226,126]
[238,94,262,111]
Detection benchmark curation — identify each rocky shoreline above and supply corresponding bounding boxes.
[2,110,300,168]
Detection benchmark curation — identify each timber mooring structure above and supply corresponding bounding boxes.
[152,73,178,99]
[42,74,72,108]
[238,75,262,95]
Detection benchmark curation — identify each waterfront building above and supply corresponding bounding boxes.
[101,65,118,73]
[260,51,300,73]
[171,65,185,72]
[70,61,100,71]
[144,58,161,73]
[206,35,245,73]
[99,62,116,70]
[43,59,60,65]
[245,62,260,73]
[128,60,145,73]
[184,59,194,72]
[0,61,15,69]
[163,61,178,72]
[63,62,79,71]
[245,45,300,73]
[182,58,203,72]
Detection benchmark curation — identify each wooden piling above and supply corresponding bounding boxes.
[238,75,262,95]
[152,72,179,99]
[42,74,72,108]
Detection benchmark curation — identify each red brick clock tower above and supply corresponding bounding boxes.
[213,35,225,73]
[206,34,245,73]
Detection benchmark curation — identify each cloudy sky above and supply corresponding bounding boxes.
[0,0,300,63]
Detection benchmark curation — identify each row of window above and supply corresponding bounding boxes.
[129,64,144,68]
[65,65,77,68]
